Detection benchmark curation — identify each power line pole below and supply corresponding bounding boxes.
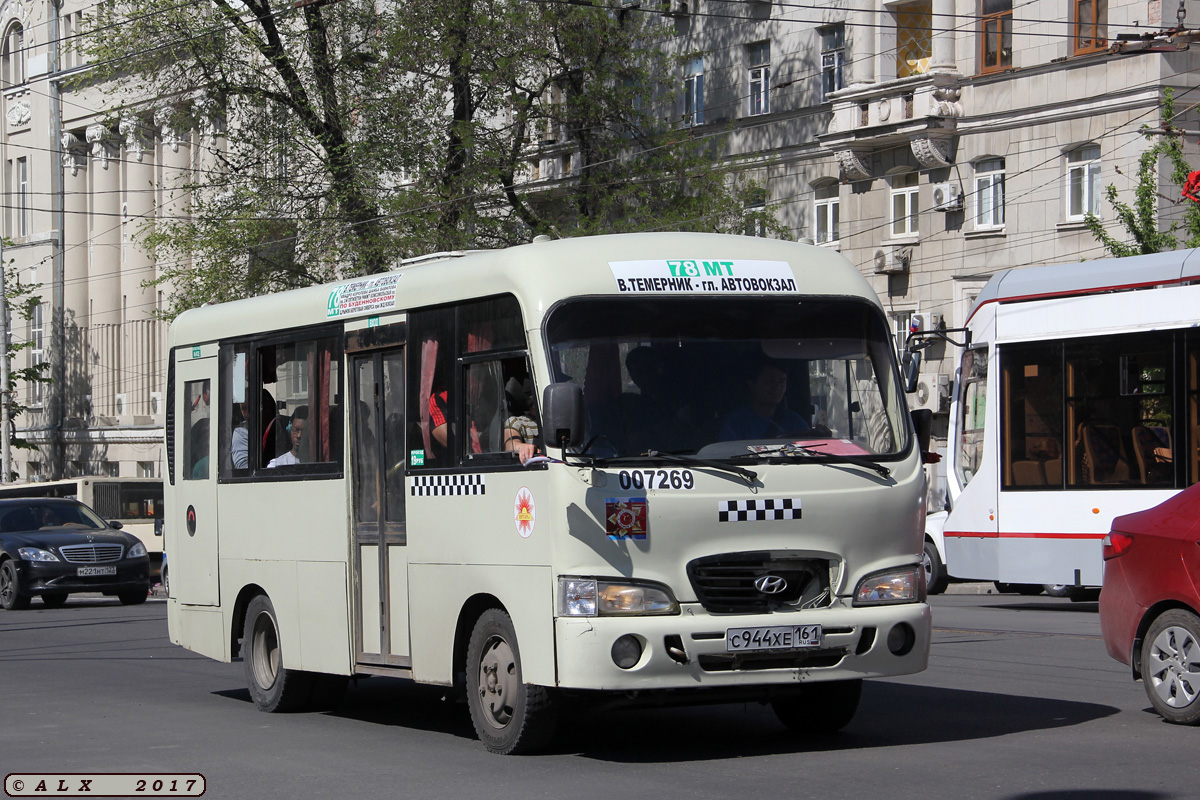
[0,245,11,483]
[50,0,65,481]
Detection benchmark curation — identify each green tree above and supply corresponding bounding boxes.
[79,0,779,318]
[1,261,52,478]
[1086,88,1200,256]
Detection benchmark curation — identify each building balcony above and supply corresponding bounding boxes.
[817,69,964,180]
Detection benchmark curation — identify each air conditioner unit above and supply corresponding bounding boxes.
[932,182,963,211]
[114,393,127,416]
[909,374,950,412]
[150,391,162,416]
[873,246,911,274]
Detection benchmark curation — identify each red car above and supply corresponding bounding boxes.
[1100,483,1200,724]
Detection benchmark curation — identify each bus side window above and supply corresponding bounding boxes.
[183,379,211,481]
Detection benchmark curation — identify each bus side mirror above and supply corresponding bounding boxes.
[901,349,922,394]
[542,382,585,448]
[911,408,933,457]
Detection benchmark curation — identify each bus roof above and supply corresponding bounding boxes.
[169,232,880,347]
[969,247,1200,322]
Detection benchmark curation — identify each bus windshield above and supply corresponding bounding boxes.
[545,297,908,460]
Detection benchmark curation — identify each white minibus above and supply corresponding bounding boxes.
[936,248,1200,594]
[166,232,931,753]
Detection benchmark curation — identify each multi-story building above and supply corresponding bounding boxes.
[2,0,1198,481]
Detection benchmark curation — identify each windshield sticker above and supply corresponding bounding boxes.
[606,497,649,540]
[617,469,695,491]
[410,474,485,497]
[514,487,536,538]
[608,259,796,295]
[326,274,401,318]
[718,498,801,522]
[409,450,425,467]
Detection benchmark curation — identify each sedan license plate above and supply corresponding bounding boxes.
[77,566,117,576]
[726,624,822,652]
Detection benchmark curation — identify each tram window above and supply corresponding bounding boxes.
[999,344,1062,490]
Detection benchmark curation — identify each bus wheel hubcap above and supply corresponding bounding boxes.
[478,635,517,728]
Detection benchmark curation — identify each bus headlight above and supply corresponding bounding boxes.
[853,566,924,606]
[18,547,59,562]
[128,542,148,559]
[557,577,679,617]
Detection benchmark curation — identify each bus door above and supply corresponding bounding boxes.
[349,342,410,667]
[172,350,220,606]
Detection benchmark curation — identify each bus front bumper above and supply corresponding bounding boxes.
[554,600,930,691]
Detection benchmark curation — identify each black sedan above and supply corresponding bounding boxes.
[0,498,151,610]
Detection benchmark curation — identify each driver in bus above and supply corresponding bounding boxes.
[719,358,810,441]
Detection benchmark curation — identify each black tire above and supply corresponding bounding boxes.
[0,559,30,610]
[1141,609,1200,725]
[243,594,315,712]
[40,592,69,608]
[465,607,560,755]
[1043,584,1072,598]
[772,679,863,734]
[162,564,169,598]
[118,589,148,606]
[923,539,948,595]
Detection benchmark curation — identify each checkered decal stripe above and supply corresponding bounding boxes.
[717,498,801,522]
[410,474,487,496]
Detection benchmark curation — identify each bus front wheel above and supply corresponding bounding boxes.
[465,608,560,755]
[772,678,862,734]
[243,594,314,713]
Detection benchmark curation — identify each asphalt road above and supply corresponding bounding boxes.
[1,589,1193,800]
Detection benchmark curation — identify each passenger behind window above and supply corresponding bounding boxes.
[267,406,308,468]
[503,377,540,464]
[190,418,210,479]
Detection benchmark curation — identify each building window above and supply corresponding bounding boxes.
[29,301,42,404]
[814,182,840,244]
[747,41,770,116]
[138,461,157,478]
[896,1,932,78]
[683,57,704,126]
[2,23,23,88]
[890,171,919,238]
[1074,0,1107,54]
[744,189,768,237]
[979,0,1012,74]
[103,462,120,478]
[975,157,1005,228]
[11,156,28,237]
[820,25,845,101]
[1067,144,1101,220]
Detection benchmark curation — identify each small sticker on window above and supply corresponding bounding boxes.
[410,450,425,466]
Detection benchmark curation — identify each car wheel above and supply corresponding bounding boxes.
[41,592,68,608]
[1044,584,1072,598]
[466,607,560,755]
[772,679,863,734]
[1141,609,1200,725]
[243,594,315,712]
[118,589,148,606]
[923,540,948,595]
[0,559,30,610]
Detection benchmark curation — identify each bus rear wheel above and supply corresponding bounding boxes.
[772,678,863,734]
[465,608,559,755]
[243,594,314,713]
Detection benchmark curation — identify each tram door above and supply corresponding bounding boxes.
[350,341,409,667]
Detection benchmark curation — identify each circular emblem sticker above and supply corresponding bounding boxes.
[186,505,197,537]
[514,487,535,538]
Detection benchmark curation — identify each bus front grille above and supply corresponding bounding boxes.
[686,551,833,614]
[59,544,124,563]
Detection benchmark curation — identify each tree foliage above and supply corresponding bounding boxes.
[78,0,779,317]
[1085,88,1200,257]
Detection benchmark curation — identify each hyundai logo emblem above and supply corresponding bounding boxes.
[754,575,788,595]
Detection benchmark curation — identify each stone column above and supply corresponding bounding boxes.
[119,116,155,319]
[931,0,957,70]
[847,0,877,86]
[60,132,89,321]
[154,107,192,290]
[85,124,121,327]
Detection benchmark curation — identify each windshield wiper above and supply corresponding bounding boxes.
[731,442,892,479]
[593,450,758,488]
